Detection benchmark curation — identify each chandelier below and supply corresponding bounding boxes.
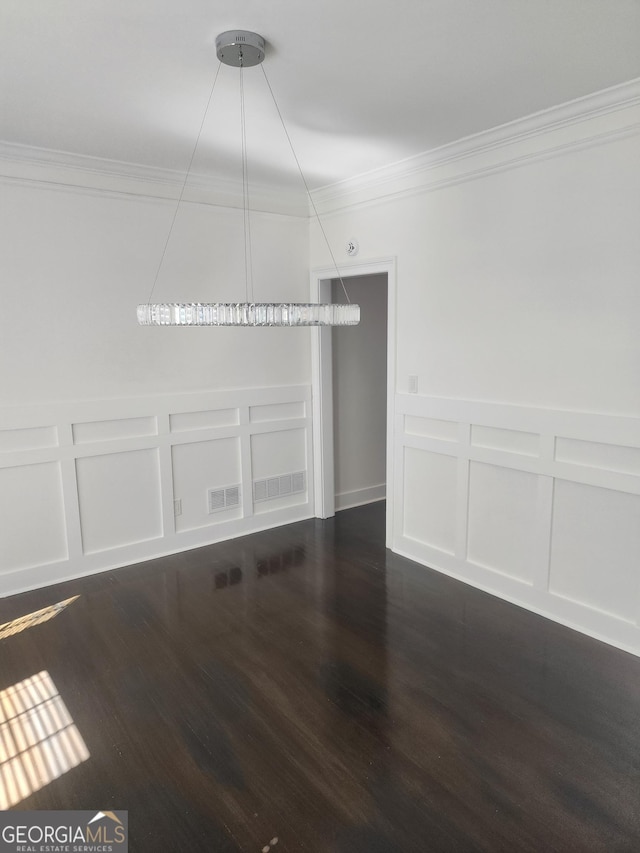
[137,31,360,328]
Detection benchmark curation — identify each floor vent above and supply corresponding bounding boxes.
[254,471,306,503]
[208,485,241,514]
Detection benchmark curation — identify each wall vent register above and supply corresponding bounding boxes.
[207,485,241,514]
[254,471,306,503]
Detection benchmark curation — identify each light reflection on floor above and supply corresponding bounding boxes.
[0,596,80,641]
[0,671,90,809]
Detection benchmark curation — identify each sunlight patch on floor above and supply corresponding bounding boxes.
[0,670,90,808]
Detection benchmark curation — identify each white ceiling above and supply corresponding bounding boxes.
[2,0,640,190]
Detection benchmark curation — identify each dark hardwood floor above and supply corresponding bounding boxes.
[2,502,640,852]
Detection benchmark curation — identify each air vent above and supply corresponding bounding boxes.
[208,484,241,514]
[253,470,306,503]
[278,474,292,496]
[267,478,280,498]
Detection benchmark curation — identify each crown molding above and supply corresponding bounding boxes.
[0,141,309,217]
[1,77,639,217]
[311,77,640,214]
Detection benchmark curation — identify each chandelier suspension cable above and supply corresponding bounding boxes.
[144,63,222,306]
[137,30,360,327]
[259,64,351,305]
[239,58,254,303]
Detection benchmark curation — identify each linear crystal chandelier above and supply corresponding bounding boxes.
[137,30,360,328]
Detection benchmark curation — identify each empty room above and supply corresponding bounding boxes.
[1,2,639,850]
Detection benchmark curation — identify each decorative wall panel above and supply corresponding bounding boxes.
[72,417,157,444]
[471,425,539,457]
[250,402,306,422]
[250,428,308,515]
[549,480,640,623]
[76,449,163,554]
[0,462,67,572]
[467,461,538,584]
[0,385,312,596]
[404,416,457,442]
[394,394,640,656]
[555,438,640,477]
[251,429,306,481]
[172,438,241,532]
[170,409,239,432]
[403,447,457,555]
[0,426,58,453]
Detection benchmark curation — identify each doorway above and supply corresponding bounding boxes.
[332,273,387,510]
[311,258,396,547]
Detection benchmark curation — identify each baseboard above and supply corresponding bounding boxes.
[335,484,386,511]
[393,534,640,659]
[1,505,314,599]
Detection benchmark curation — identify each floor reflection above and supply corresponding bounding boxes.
[0,671,90,809]
[174,545,307,603]
[0,596,79,641]
[256,545,305,578]
[321,512,389,736]
[215,567,242,590]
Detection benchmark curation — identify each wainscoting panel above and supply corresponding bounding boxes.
[471,425,539,457]
[72,416,158,444]
[0,461,68,571]
[0,385,313,596]
[403,446,457,555]
[250,427,307,480]
[169,408,239,433]
[171,437,242,533]
[250,401,306,423]
[404,415,458,442]
[76,448,163,554]
[394,395,640,655]
[250,427,308,516]
[467,461,539,585]
[555,437,640,477]
[549,479,640,624]
[0,425,58,453]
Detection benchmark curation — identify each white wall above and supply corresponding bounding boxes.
[332,274,387,509]
[0,182,310,404]
[310,85,640,655]
[0,172,314,595]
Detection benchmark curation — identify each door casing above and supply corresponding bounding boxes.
[310,257,396,548]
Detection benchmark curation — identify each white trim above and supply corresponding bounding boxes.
[335,484,386,512]
[2,78,638,215]
[310,257,396,547]
[0,141,309,216]
[312,77,640,214]
[310,304,335,520]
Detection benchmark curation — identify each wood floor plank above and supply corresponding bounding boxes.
[1,502,640,851]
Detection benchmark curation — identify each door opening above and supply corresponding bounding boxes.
[311,258,396,548]
[332,274,387,512]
